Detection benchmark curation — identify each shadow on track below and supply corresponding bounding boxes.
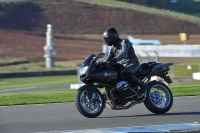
[99,111,200,118]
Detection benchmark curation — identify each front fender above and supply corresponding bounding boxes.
[78,85,97,99]
[78,85,96,90]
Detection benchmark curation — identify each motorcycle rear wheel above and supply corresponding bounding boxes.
[144,81,173,114]
[75,89,105,118]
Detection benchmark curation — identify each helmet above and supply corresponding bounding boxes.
[103,27,119,46]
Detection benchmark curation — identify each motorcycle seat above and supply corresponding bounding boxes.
[135,63,151,77]
[135,69,151,77]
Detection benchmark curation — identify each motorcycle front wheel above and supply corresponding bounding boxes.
[75,89,105,118]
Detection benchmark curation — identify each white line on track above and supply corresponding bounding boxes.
[32,123,200,133]
[0,102,69,107]
[0,87,36,93]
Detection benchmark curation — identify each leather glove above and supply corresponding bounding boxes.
[95,61,102,66]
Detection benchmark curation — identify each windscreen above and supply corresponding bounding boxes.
[81,54,95,68]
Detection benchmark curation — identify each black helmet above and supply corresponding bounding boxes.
[103,27,119,46]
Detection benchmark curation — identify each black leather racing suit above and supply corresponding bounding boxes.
[106,38,141,82]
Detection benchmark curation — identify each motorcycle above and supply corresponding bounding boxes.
[75,53,173,118]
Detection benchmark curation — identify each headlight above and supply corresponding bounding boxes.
[80,66,88,75]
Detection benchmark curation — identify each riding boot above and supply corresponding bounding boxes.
[130,75,149,96]
[136,79,148,96]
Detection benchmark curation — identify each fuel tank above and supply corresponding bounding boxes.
[88,70,118,81]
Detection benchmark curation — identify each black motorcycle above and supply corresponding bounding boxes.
[75,53,173,118]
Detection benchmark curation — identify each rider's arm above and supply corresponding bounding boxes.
[105,47,115,62]
[115,39,130,61]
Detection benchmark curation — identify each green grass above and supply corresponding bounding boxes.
[193,0,200,2]
[175,4,200,15]
[0,89,77,106]
[0,81,200,106]
[81,0,200,24]
[169,82,200,96]
[169,64,199,78]
[0,75,77,90]
[168,58,200,78]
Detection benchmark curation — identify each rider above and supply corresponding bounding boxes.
[103,27,148,97]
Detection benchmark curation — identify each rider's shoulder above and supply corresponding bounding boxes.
[121,38,131,45]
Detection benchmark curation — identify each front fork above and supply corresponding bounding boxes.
[78,85,97,100]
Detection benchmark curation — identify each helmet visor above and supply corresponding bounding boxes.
[104,37,112,46]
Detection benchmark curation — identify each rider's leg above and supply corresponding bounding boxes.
[120,63,148,96]
[131,75,148,96]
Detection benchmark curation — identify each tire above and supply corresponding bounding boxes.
[75,89,105,118]
[144,81,173,114]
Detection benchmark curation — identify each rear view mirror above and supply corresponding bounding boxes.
[92,53,105,64]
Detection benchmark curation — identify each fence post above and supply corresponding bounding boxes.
[154,51,159,62]
[199,64,200,72]
[172,65,176,78]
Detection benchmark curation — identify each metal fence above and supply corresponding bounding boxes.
[170,63,200,78]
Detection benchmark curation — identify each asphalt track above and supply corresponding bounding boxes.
[1,96,200,133]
